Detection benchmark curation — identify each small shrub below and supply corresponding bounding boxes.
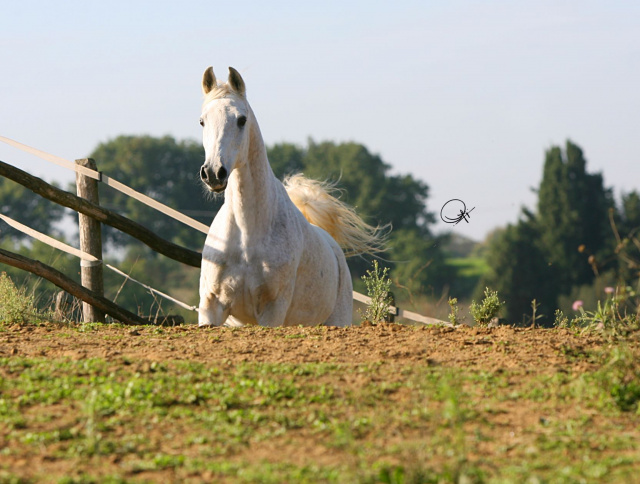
[469,287,503,326]
[0,272,39,325]
[360,260,393,324]
[448,297,460,326]
[554,309,570,328]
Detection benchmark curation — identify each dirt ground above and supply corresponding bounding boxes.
[0,322,606,372]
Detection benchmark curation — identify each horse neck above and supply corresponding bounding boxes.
[225,117,279,237]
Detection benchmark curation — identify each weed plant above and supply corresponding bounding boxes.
[0,272,47,325]
[447,297,460,325]
[557,285,640,339]
[469,287,503,326]
[359,260,393,324]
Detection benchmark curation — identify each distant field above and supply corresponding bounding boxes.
[1,322,639,483]
[446,257,489,300]
[446,257,489,278]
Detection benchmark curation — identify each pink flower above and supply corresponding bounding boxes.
[572,300,584,311]
[604,287,615,295]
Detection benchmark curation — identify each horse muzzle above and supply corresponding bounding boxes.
[200,163,228,192]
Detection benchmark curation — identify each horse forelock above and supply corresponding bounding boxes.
[202,83,244,106]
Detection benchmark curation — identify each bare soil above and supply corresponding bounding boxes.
[0,322,605,371]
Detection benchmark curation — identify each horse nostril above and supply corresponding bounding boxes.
[200,165,208,182]
[216,166,227,181]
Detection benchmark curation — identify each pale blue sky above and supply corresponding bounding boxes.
[2,1,639,241]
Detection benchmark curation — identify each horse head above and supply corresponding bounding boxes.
[199,66,250,193]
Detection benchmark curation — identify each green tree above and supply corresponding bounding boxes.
[537,140,614,289]
[0,178,65,243]
[388,229,450,296]
[480,215,556,323]
[267,142,305,177]
[614,190,640,289]
[87,135,217,250]
[619,190,640,238]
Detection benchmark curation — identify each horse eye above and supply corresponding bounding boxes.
[237,115,247,128]
[199,118,204,127]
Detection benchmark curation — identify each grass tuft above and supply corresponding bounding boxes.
[0,272,46,326]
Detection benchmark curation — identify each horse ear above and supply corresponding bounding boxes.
[228,67,246,96]
[202,66,217,95]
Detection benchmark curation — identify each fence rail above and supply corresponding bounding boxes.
[0,159,201,267]
[0,247,149,326]
[0,135,209,233]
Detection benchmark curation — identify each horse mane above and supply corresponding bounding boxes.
[283,174,389,257]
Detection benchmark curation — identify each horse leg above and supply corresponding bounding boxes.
[324,255,353,327]
[198,293,230,327]
[224,315,245,328]
[256,296,292,327]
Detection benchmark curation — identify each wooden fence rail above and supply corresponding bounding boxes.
[0,247,149,326]
[0,159,201,268]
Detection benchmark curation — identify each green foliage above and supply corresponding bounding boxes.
[469,287,503,326]
[0,272,45,325]
[554,309,570,328]
[480,218,555,323]
[563,286,640,338]
[87,135,214,250]
[0,177,65,243]
[538,141,614,289]
[0,239,80,315]
[360,260,393,324]
[447,297,460,325]
[446,256,488,299]
[584,346,640,413]
[607,351,640,413]
[387,229,452,296]
[612,198,640,295]
[619,191,640,236]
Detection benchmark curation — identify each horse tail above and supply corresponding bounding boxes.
[283,173,388,257]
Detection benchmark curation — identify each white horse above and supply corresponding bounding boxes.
[198,66,384,327]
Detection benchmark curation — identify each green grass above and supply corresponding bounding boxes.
[0,272,49,326]
[446,257,489,300]
[1,341,640,483]
[446,257,489,279]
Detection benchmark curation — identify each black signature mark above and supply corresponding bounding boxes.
[440,199,475,225]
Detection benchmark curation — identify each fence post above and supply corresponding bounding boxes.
[75,158,105,323]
